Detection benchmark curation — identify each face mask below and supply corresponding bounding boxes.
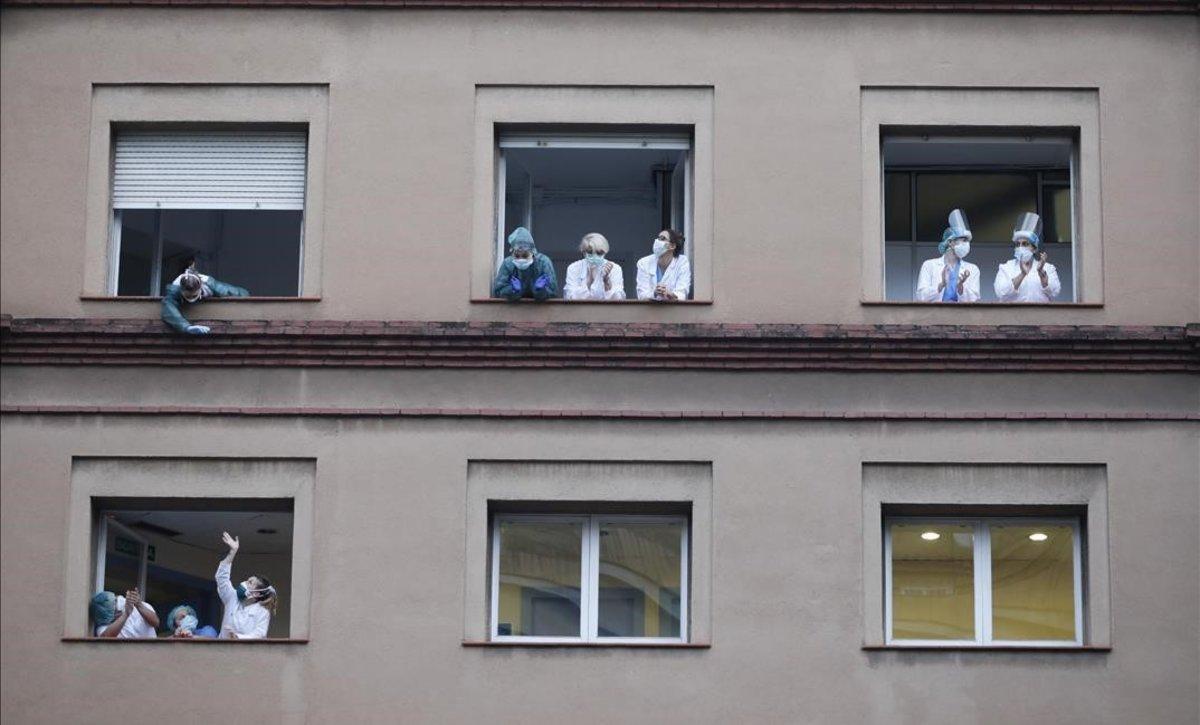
[1014,246,1034,264]
[652,240,669,257]
[236,584,249,601]
[512,257,534,270]
[586,254,606,267]
[952,242,970,259]
[178,614,199,632]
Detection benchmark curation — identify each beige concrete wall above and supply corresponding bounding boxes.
[1,412,1196,723]
[1,9,1197,325]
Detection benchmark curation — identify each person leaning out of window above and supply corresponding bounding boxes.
[563,233,625,301]
[90,588,159,638]
[492,227,558,301]
[161,264,250,335]
[636,229,691,301]
[916,208,980,303]
[994,212,1061,303]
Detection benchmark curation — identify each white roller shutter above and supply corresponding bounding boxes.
[112,130,307,210]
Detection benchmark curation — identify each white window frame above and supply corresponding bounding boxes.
[493,132,693,275]
[490,513,689,644]
[884,516,1083,647]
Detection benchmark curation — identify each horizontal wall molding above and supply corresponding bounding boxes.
[3,405,1196,422]
[3,0,1195,12]
[3,317,1197,372]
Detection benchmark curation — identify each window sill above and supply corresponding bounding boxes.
[62,637,308,644]
[862,644,1109,652]
[470,298,711,305]
[861,300,1102,308]
[81,296,321,302]
[463,640,710,649]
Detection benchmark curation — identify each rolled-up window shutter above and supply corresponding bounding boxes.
[112,130,307,210]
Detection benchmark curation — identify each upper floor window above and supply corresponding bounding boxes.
[111,129,306,297]
[495,129,692,301]
[491,514,688,643]
[883,132,1077,303]
[885,517,1082,646]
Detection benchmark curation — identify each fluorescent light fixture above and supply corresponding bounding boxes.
[920,531,941,541]
[1029,532,1049,542]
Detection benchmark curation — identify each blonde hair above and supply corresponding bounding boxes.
[578,233,609,255]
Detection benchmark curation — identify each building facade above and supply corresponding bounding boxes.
[1,1,1198,722]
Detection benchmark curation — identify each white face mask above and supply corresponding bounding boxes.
[952,242,970,259]
[652,240,669,257]
[512,257,534,270]
[1014,246,1034,264]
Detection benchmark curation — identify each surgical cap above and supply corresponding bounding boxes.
[1013,230,1042,248]
[90,591,117,626]
[507,227,536,251]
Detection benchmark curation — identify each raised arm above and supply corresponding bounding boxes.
[215,531,239,607]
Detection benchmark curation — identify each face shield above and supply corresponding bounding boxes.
[1013,212,1042,247]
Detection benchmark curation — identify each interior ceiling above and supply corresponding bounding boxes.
[112,510,293,555]
[884,138,1072,168]
[507,147,684,189]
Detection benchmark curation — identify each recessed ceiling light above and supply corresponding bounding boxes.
[920,531,940,541]
[1029,532,1048,542]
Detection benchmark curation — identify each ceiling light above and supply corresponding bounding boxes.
[920,531,940,541]
[1029,532,1048,542]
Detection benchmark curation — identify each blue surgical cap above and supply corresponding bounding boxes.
[507,227,535,251]
[90,591,117,627]
[1013,230,1042,248]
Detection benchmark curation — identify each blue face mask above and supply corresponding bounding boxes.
[585,254,606,267]
[236,584,248,601]
[179,614,199,632]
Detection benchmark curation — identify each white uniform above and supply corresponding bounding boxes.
[915,257,981,303]
[216,559,271,639]
[563,259,626,300]
[95,597,158,638]
[993,259,1061,303]
[636,254,691,301]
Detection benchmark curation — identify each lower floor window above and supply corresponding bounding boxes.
[491,514,687,642]
[886,517,1082,645]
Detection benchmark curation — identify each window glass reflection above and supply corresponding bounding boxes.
[597,521,683,638]
[496,521,582,637]
[990,524,1076,641]
[891,523,975,640]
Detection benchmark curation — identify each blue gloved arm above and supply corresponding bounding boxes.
[531,256,559,301]
[160,286,193,333]
[491,260,523,300]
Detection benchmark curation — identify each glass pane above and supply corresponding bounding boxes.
[496,520,582,637]
[1042,185,1072,244]
[884,172,912,241]
[990,523,1076,641]
[103,523,143,596]
[151,209,302,296]
[597,521,683,638]
[116,210,158,296]
[891,523,975,640]
[915,173,1038,243]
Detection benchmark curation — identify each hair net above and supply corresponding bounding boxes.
[507,227,536,252]
[90,591,117,627]
[167,604,198,633]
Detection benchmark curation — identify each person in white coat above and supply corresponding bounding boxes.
[993,212,1061,303]
[216,531,278,639]
[563,233,625,300]
[91,589,159,638]
[636,229,691,301]
[916,209,980,303]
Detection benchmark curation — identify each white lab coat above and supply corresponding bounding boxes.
[915,256,981,303]
[94,596,158,638]
[216,559,271,639]
[563,259,626,300]
[636,254,691,301]
[993,258,1062,303]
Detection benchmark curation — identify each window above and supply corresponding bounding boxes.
[111,129,306,297]
[882,132,1077,302]
[491,514,688,642]
[885,517,1082,646]
[496,129,693,300]
[92,498,294,638]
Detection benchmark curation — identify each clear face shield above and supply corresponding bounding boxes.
[1013,212,1041,244]
[947,209,972,242]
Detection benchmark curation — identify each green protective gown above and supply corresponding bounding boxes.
[492,252,559,301]
[160,276,250,333]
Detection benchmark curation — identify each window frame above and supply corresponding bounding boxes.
[884,516,1083,648]
[490,513,689,644]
